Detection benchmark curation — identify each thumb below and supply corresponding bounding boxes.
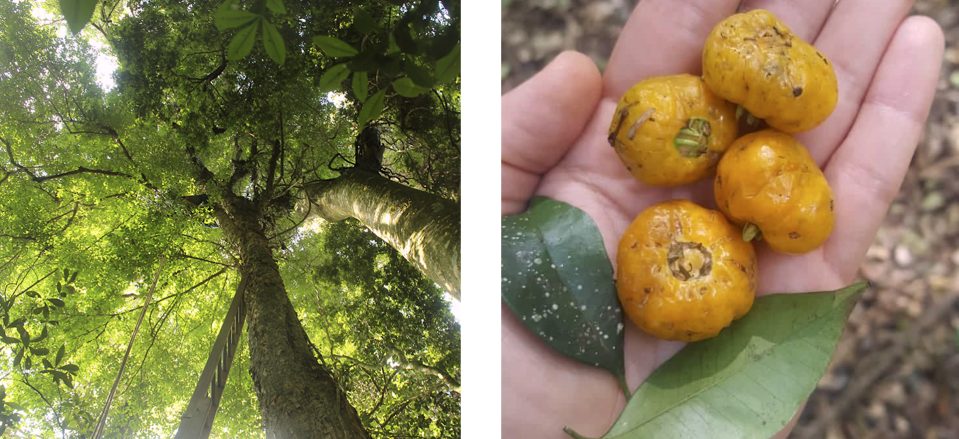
[501,51,602,215]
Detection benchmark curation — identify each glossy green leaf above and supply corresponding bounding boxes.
[31,326,47,343]
[227,21,259,61]
[501,197,625,388]
[214,8,258,31]
[265,0,286,14]
[435,43,460,85]
[595,282,867,439]
[393,78,428,98]
[314,36,359,58]
[319,64,350,93]
[352,72,368,103]
[55,344,64,366]
[357,89,387,130]
[261,20,286,65]
[58,0,98,34]
[404,59,433,88]
[353,7,380,34]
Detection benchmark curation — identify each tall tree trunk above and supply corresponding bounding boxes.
[303,169,461,299]
[216,197,372,439]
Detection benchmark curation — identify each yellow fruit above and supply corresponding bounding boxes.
[714,130,835,254]
[608,74,738,186]
[702,9,838,133]
[617,200,757,342]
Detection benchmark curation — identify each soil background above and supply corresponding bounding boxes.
[502,1,959,438]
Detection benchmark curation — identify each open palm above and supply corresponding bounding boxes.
[501,0,943,437]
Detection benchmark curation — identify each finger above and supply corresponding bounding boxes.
[738,0,835,41]
[502,51,602,215]
[822,16,943,281]
[603,0,740,99]
[798,0,916,165]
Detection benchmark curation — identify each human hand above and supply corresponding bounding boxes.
[501,1,943,438]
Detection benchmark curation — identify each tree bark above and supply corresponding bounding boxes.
[216,196,372,439]
[303,169,461,300]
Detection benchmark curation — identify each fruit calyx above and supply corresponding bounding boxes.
[666,241,713,281]
[673,117,712,158]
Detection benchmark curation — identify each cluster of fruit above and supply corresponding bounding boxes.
[610,10,838,342]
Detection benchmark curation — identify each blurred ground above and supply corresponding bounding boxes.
[502,0,959,437]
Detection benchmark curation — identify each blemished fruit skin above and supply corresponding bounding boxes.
[714,130,835,254]
[607,74,738,186]
[617,200,758,342]
[702,9,838,133]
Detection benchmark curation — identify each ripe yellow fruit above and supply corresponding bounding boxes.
[608,74,738,186]
[617,200,758,342]
[714,130,835,254]
[702,9,838,133]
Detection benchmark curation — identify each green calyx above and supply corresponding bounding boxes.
[742,222,762,242]
[735,105,761,127]
[673,117,712,158]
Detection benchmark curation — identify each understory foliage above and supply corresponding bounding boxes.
[0,0,460,437]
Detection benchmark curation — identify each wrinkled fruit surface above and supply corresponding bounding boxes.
[702,9,838,133]
[617,200,758,342]
[715,129,835,254]
[608,74,738,186]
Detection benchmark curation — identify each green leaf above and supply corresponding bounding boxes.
[501,196,626,389]
[319,64,350,93]
[65,285,76,295]
[261,20,286,65]
[55,345,64,366]
[42,358,53,370]
[227,21,260,61]
[68,270,78,284]
[435,43,460,84]
[31,326,48,343]
[48,298,65,307]
[393,22,417,54]
[25,291,39,299]
[313,36,359,58]
[51,370,69,382]
[357,89,387,130]
[30,347,48,356]
[56,282,61,294]
[393,77,428,98]
[24,356,31,370]
[265,0,286,14]
[0,337,20,345]
[403,59,434,88]
[353,7,380,34]
[16,327,29,349]
[13,350,22,368]
[61,364,79,373]
[213,8,258,31]
[352,72,368,103]
[58,0,98,34]
[597,282,867,439]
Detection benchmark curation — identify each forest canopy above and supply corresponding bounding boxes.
[0,0,460,437]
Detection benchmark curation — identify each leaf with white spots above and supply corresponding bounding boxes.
[501,196,626,391]
[594,282,867,439]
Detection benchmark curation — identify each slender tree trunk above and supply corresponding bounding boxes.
[304,169,461,300]
[216,197,371,439]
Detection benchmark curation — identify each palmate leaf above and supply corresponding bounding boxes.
[261,20,286,65]
[314,36,359,58]
[227,20,260,61]
[357,89,387,130]
[501,197,626,391]
[58,0,98,34]
[585,283,867,439]
[319,64,350,93]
